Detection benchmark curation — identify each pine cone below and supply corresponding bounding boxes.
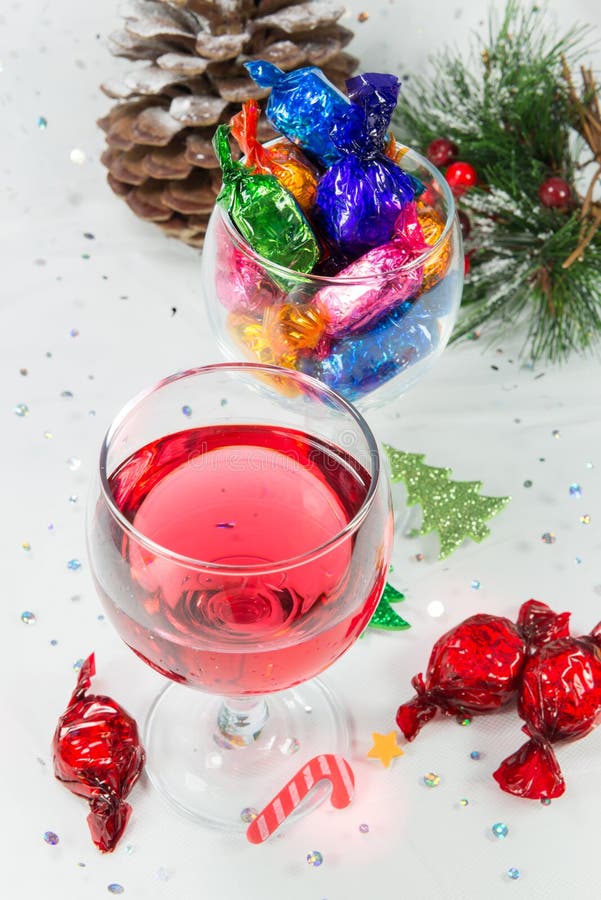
[98,0,358,247]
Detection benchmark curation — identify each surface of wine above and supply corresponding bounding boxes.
[102,425,388,693]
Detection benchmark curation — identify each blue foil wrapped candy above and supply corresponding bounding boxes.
[314,73,416,258]
[243,60,350,167]
[301,280,455,401]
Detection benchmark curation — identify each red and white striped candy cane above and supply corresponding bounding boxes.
[246,754,355,844]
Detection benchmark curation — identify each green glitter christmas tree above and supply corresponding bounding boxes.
[385,446,510,560]
[368,583,410,631]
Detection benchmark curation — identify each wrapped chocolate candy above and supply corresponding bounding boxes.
[213,124,319,273]
[230,100,319,213]
[228,311,300,369]
[263,302,327,353]
[53,654,145,852]
[395,600,570,741]
[214,216,284,315]
[314,204,426,337]
[314,73,416,257]
[493,621,601,800]
[416,203,451,291]
[301,292,440,401]
[243,61,349,167]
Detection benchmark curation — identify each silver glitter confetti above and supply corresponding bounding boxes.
[21,611,36,624]
[107,885,124,895]
[14,403,29,417]
[240,807,258,823]
[306,851,323,867]
[541,532,556,544]
[37,116,48,129]
[67,457,81,471]
[43,831,59,845]
[569,483,582,497]
[182,405,192,417]
[471,579,481,590]
[68,559,82,571]
[423,772,440,787]
[580,514,591,525]
[70,148,86,165]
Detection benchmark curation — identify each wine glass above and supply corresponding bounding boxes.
[201,141,463,410]
[87,363,392,830]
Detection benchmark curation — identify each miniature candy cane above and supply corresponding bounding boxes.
[246,754,355,844]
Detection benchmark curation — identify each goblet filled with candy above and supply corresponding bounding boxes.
[87,363,392,830]
[201,64,463,409]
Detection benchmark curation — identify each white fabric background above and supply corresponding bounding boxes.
[2,1,601,898]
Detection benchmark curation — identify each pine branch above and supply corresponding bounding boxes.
[395,1,601,362]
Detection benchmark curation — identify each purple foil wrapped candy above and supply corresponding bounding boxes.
[315,204,426,337]
[243,61,349,167]
[314,73,416,258]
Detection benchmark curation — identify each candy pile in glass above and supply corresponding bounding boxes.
[202,62,463,405]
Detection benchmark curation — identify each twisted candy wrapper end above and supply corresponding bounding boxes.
[395,673,438,741]
[333,72,401,155]
[493,736,566,800]
[243,59,283,89]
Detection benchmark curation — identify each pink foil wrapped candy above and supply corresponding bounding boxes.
[314,203,427,337]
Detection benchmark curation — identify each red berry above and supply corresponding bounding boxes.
[445,161,478,196]
[538,177,571,209]
[427,138,458,168]
[464,253,471,276]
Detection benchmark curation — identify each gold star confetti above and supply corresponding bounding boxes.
[367,732,404,768]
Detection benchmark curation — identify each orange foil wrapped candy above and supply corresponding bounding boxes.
[417,204,451,290]
[263,303,327,355]
[228,312,299,369]
[230,100,320,213]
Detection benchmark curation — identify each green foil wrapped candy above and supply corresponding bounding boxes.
[213,125,319,273]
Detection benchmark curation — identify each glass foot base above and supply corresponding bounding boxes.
[144,679,350,832]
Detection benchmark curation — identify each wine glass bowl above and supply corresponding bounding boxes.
[201,143,463,410]
[87,364,392,829]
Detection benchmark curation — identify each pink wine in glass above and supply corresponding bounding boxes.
[98,425,389,694]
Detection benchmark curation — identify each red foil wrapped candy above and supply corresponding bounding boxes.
[53,654,145,852]
[493,621,601,800]
[396,600,570,741]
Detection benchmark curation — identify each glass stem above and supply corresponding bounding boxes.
[216,696,269,748]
